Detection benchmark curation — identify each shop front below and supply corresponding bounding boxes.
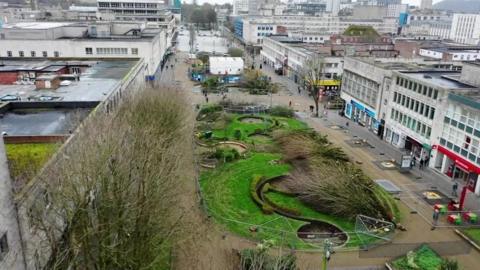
[344,99,379,134]
[433,145,480,195]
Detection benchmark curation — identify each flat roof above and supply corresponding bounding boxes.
[0,59,138,101]
[400,71,476,89]
[2,22,76,29]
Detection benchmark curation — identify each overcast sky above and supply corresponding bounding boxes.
[190,0,443,6]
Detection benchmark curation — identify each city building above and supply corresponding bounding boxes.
[260,35,343,85]
[450,13,480,45]
[0,21,170,79]
[285,1,326,16]
[0,58,146,269]
[233,0,249,15]
[239,15,398,45]
[419,46,480,61]
[97,0,168,21]
[420,0,433,10]
[326,0,340,15]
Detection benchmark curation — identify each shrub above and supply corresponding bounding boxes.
[212,147,240,162]
[199,104,223,115]
[250,175,273,214]
[269,106,294,118]
[234,129,242,140]
[440,259,459,270]
[264,195,301,217]
[240,248,296,270]
[228,47,244,57]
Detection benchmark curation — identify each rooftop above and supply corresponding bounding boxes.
[2,22,76,29]
[400,71,476,90]
[0,59,139,101]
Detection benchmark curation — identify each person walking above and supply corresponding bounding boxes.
[452,181,459,197]
[431,209,440,230]
[289,101,292,107]
[419,159,424,170]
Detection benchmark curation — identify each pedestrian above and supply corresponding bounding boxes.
[206,96,209,103]
[171,64,174,69]
[346,122,349,128]
[298,86,301,94]
[419,159,424,169]
[289,100,292,107]
[452,181,459,197]
[410,156,416,168]
[431,209,440,230]
[309,105,314,112]
[259,64,263,69]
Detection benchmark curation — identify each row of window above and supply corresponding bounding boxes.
[391,108,432,139]
[393,92,436,120]
[440,137,480,165]
[6,50,59,58]
[99,2,158,8]
[395,76,439,100]
[257,26,273,31]
[304,36,325,41]
[93,47,131,55]
[257,32,271,37]
[444,116,480,139]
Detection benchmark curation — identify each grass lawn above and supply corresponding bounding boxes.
[462,228,480,245]
[5,143,59,181]
[211,115,308,141]
[390,245,443,270]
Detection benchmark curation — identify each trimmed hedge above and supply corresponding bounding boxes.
[269,106,295,118]
[250,175,274,214]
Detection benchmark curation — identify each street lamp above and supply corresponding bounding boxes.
[322,239,333,270]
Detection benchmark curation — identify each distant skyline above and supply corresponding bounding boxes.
[188,0,443,6]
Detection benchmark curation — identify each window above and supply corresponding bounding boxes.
[430,108,435,120]
[433,89,439,99]
[7,51,12,57]
[42,51,47,57]
[85,47,93,55]
[54,51,59,57]
[0,233,8,259]
[428,87,433,97]
[131,48,138,55]
[415,101,419,112]
[19,51,24,57]
[30,51,36,57]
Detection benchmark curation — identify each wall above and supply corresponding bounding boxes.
[0,35,165,76]
[0,136,26,270]
[0,72,19,85]
[460,62,480,87]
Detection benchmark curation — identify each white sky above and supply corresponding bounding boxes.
[190,0,443,6]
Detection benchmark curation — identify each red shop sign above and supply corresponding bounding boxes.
[436,145,480,175]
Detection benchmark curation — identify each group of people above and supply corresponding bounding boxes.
[410,155,430,170]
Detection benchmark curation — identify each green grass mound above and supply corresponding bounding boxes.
[6,143,59,182]
[391,245,442,270]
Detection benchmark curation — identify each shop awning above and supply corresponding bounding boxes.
[422,143,432,151]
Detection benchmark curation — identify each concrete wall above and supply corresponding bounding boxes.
[460,62,480,87]
[0,72,19,85]
[0,137,26,270]
[3,135,69,144]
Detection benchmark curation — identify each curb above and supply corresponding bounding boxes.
[455,229,480,251]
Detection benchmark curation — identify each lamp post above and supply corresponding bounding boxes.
[322,239,333,270]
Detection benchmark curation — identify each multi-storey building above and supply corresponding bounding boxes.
[260,35,343,83]
[97,0,168,21]
[233,0,249,15]
[450,13,480,45]
[240,15,398,44]
[420,0,433,10]
[419,46,480,61]
[0,21,169,78]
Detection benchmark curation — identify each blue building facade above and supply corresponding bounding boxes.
[234,17,243,38]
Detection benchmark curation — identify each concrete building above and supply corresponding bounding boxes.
[419,46,480,62]
[326,0,340,15]
[239,15,398,45]
[0,21,169,78]
[450,13,480,45]
[0,58,147,269]
[340,57,461,138]
[420,0,433,10]
[97,0,168,21]
[233,0,249,15]
[260,35,343,84]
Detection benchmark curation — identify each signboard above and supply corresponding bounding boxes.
[400,155,412,170]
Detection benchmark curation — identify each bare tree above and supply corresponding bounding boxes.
[30,87,193,269]
[301,57,325,117]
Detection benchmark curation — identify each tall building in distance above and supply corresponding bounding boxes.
[326,0,340,15]
[233,0,249,15]
[97,0,168,21]
[450,13,480,45]
[420,0,433,10]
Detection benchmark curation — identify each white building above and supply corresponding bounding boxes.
[209,57,244,75]
[260,35,343,83]
[420,0,433,10]
[326,0,340,15]
[450,13,480,45]
[419,47,480,62]
[233,0,249,15]
[97,0,168,21]
[241,15,398,45]
[0,21,169,78]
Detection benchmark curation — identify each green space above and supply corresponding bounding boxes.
[390,245,444,270]
[462,228,480,246]
[5,143,59,181]
[197,105,399,250]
